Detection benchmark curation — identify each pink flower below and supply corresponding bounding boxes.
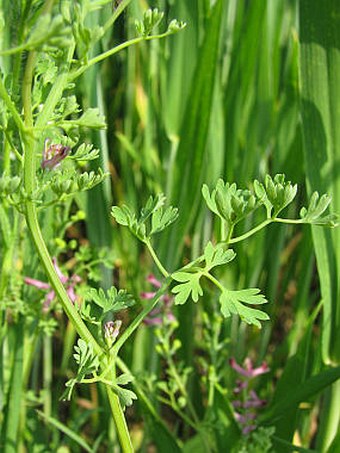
[141,274,176,326]
[229,357,269,379]
[24,258,80,311]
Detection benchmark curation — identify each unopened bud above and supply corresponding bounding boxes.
[104,320,122,346]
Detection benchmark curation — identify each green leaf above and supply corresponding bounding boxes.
[150,205,179,235]
[140,194,166,223]
[300,192,338,227]
[260,366,340,424]
[219,288,269,328]
[0,173,21,196]
[172,271,203,305]
[254,174,297,218]
[63,339,100,401]
[116,373,134,386]
[73,339,100,375]
[26,14,71,52]
[202,179,257,227]
[69,143,100,162]
[203,242,236,271]
[111,194,178,241]
[84,286,135,320]
[114,386,138,408]
[111,205,133,227]
[76,169,107,191]
[66,107,106,129]
[135,8,164,37]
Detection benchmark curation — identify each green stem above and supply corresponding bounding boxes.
[167,353,199,424]
[69,32,176,82]
[228,217,305,244]
[21,30,102,359]
[3,320,24,453]
[43,335,52,417]
[145,239,169,277]
[102,0,133,35]
[112,280,171,355]
[0,77,25,132]
[228,218,272,244]
[116,357,182,447]
[204,271,225,292]
[106,387,133,453]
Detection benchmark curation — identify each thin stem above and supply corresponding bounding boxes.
[228,219,272,244]
[167,353,200,424]
[145,239,169,277]
[68,32,175,82]
[273,217,304,225]
[112,280,171,355]
[102,0,133,35]
[203,271,225,293]
[43,335,52,417]
[228,217,305,245]
[116,356,182,448]
[0,77,25,132]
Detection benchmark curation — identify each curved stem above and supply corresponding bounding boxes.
[228,219,273,244]
[145,239,169,277]
[69,32,176,82]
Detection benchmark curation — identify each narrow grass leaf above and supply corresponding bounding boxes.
[161,0,224,268]
[36,410,94,453]
[260,365,340,424]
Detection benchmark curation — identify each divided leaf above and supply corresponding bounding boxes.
[83,286,135,322]
[202,179,257,228]
[63,339,100,401]
[203,242,236,271]
[135,9,164,37]
[150,205,179,235]
[113,374,137,408]
[171,271,203,305]
[254,174,297,218]
[111,194,178,241]
[300,192,338,227]
[69,143,100,162]
[219,289,269,328]
[62,108,106,130]
[114,386,138,408]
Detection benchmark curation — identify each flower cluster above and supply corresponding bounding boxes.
[140,274,175,326]
[24,258,81,311]
[230,357,269,434]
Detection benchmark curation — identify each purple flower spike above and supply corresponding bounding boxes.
[41,139,70,170]
[141,274,176,326]
[24,257,81,310]
[229,357,269,379]
[229,356,270,435]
